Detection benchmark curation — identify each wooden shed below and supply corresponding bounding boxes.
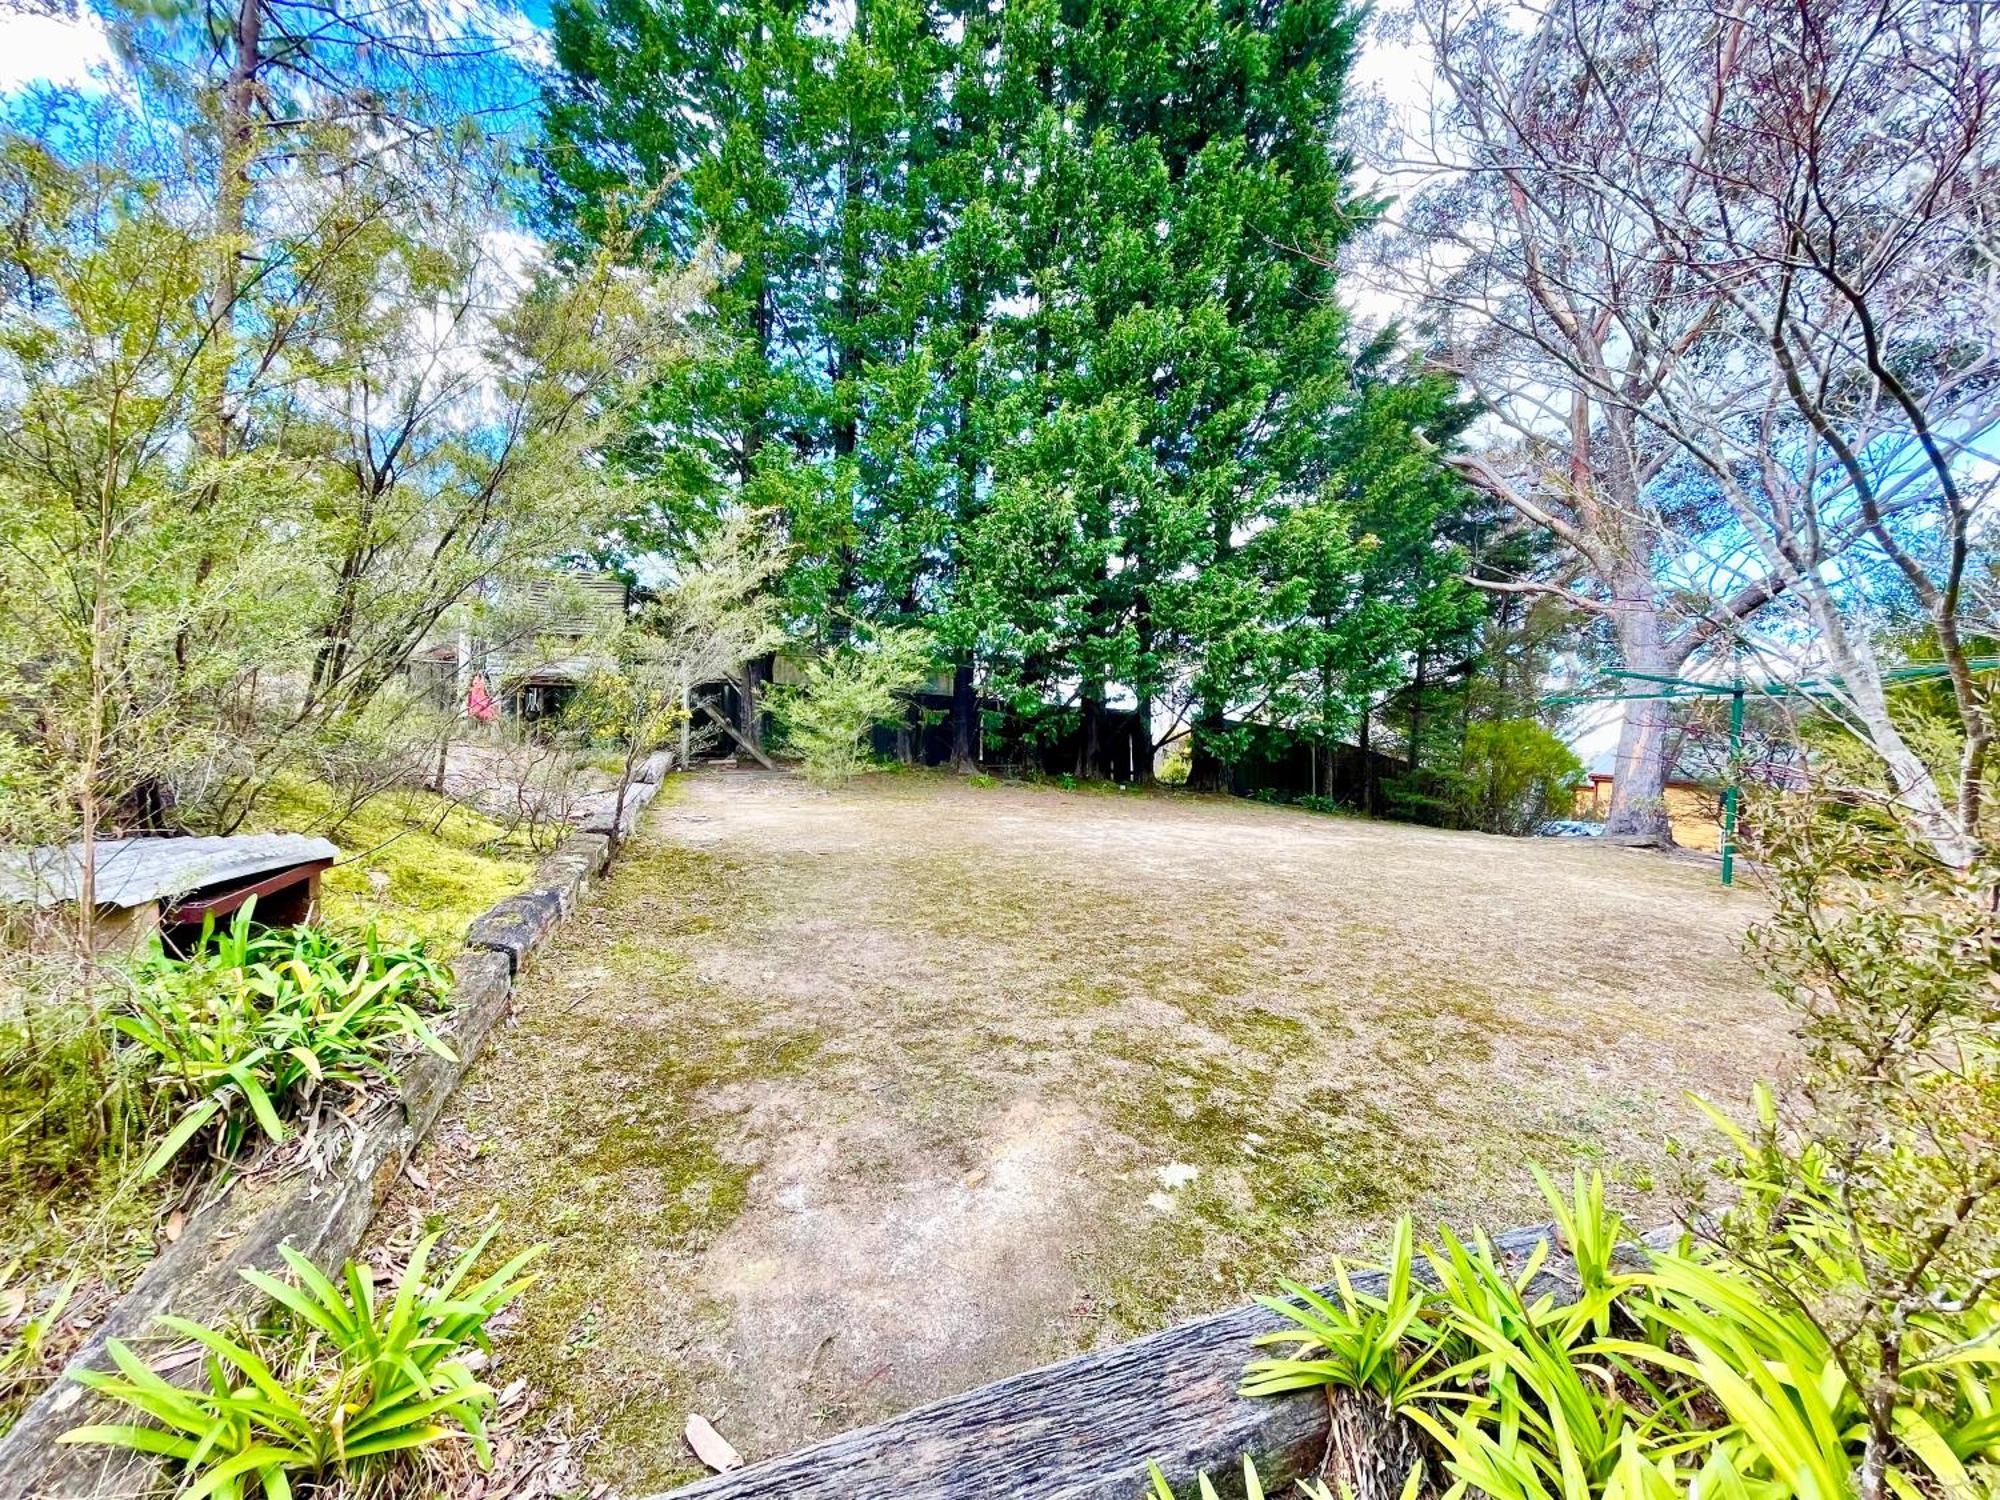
[0,834,340,954]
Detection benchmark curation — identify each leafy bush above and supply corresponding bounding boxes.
[1455,719,1585,835]
[64,1230,541,1496]
[1243,1161,2000,1500]
[1148,1454,1333,1500]
[1242,1218,1439,1407]
[117,908,454,1179]
[771,626,935,786]
[1379,766,1468,828]
[1716,807,2000,1500]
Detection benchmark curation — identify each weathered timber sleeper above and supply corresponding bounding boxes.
[657,1225,1571,1500]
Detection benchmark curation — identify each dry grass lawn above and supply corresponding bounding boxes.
[379,767,1788,1494]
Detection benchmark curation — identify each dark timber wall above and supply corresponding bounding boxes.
[867,695,1152,783]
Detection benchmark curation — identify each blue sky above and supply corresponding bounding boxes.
[0,2,555,109]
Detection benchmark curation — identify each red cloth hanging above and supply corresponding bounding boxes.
[467,673,499,723]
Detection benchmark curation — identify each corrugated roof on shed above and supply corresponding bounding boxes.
[0,835,341,911]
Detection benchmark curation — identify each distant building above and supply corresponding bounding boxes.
[1573,738,1809,852]
[410,570,631,724]
[1573,759,1721,851]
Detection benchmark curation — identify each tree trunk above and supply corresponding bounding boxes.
[949,660,979,771]
[1803,589,1978,868]
[1186,708,1229,793]
[1408,648,1426,769]
[738,654,771,753]
[1360,704,1377,814]
[1604,586,1677,845]
[1131,692,1154,786]
[1077,691,1106,780]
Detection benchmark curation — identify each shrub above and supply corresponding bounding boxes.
[63,1230,541,1496]
[1455,718,1585,835]
[1243,1166,1999,1500]
[771,626,935,786]
[1379,766,1467,828]
[117,908,454,1179]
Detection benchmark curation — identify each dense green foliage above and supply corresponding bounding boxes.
[0,20,703,853]
[539,0,1505,786]
[1455,722,1585,836]
[118,911,454,1179]
[773,626,937,784]
[64,1230,541,1497]
[1242,1167,1998,1500]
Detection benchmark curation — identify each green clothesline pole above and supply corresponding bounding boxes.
[1542,657,2000,888]
[1721,680,1745,886]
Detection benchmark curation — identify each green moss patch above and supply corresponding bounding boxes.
[375,832,820,1492]
[252,777,534,950]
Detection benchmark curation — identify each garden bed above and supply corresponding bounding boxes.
[0,761,667,1496]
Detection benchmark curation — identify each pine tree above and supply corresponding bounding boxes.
[540,0,1497,794]
[542,0,829,742]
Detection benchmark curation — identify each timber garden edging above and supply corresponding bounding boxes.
[0,768,667,1499]
[656,1224,1577,1500]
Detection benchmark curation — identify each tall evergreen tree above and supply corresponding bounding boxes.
[539,0,1495,792]
[542,0,829,741]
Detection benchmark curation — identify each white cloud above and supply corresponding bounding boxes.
[0,7,124,95]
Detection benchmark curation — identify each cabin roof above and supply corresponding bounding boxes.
[0,834,341,911]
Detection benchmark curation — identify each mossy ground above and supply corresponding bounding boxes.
[375,767,1785,1493]
[253,776,534,950]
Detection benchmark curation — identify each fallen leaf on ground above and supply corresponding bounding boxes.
[163,1210,186,1243]
[151,1345,204,1375]
[684,1412,743,1473]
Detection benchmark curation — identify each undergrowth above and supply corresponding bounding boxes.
[1231,1163,1999,1500]
[64,1228,543,1498]
[119,909,456,1179]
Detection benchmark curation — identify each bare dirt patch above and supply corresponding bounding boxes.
[380,768,1785,1493]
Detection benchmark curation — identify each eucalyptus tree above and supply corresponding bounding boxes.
[0,11,705,859]
[1390,0,1997,859]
